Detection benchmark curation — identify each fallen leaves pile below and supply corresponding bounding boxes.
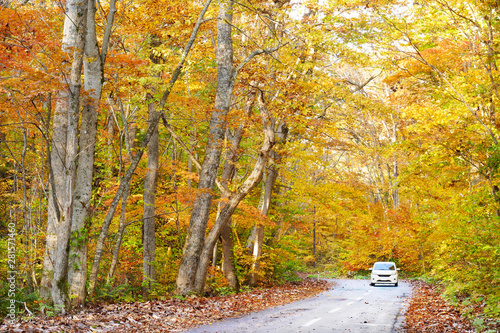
[403,280,475,333]
[1,279,329,333]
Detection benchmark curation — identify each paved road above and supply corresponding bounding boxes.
[185,279,411,333]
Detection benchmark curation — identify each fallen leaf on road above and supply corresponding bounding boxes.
[0,279,330,333]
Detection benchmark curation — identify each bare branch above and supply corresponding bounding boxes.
[100,0,116,62]
[233,44,282,79]
[160,113,232,198]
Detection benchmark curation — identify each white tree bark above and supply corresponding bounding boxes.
[40,0,88,312]
[66,0,99,307]
[219,93,256,291]
[175,0,235,296]
[250,121,287,286]
[193,90,276,294]
[40,0,84,299]
[249,164,277,286]
[66,0,116,308]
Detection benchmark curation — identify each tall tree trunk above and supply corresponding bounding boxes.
[107,106,116,177]
[66,0,115,308]
[127,107,137,153]
[87,117,158,295]
[249,121,287,286]
[175,0,235,296]
[245,225,257,251]
[106,182,131,283]
[106,95,137,283]
[87,0,213,295]
[17,111,33,292]
[249,165,277,286]
[142,97,159,297]
[41,92,58,300]
[40,0,88,312]
[187,120,197,188]
[193,90,275,294]
[218,92,255,290]
[220,222,239,290]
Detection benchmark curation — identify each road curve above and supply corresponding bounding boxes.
[184,279,411,333]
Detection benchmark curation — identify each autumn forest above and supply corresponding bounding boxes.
[1,0,499,327]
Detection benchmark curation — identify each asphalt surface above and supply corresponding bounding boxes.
[185,279,411,333]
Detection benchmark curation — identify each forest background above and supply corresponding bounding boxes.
[1,0,499,327]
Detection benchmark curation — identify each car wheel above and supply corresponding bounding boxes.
[395,282,398,287]
[370,283,374,286]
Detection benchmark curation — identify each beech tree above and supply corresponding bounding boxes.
[66,0,117,308]
[40,0,88,311]
[36,0,117,311]
[87,0,214,295]
[175,0,236,296]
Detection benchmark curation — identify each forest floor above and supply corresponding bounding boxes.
[1,279,330,332]
[2,278,497,332]
[403,280,499,333]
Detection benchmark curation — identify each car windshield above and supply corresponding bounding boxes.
[373,263,396,270]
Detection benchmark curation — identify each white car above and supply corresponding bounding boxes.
[369,261,400,286]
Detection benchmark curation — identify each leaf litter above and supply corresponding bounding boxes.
[0,279,329,332]
[403,280,481,333]
[3,279,494,333]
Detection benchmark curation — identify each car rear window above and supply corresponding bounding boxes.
[374,263,396,270]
